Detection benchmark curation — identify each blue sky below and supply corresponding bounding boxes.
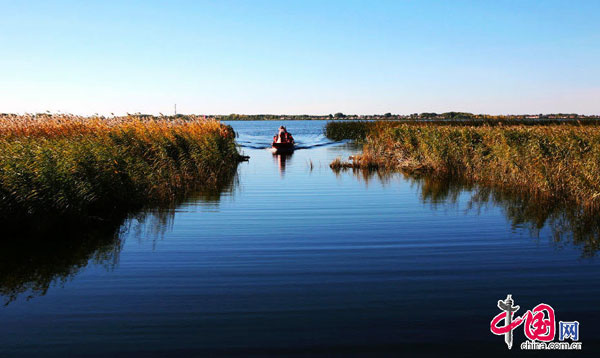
[1,0,599,115]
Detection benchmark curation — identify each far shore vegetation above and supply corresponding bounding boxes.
[326,120,600,215]
[7,112,595,122]
[215,112,600,121]
[0,114,244,230]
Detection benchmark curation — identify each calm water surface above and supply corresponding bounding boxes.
[1,120,599,357]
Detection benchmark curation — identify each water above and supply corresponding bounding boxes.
[1,120,599,357]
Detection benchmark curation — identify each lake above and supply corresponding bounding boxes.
[1,120,599,357]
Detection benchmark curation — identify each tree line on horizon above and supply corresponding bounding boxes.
[3,112,598,121]
[213,112,600,121]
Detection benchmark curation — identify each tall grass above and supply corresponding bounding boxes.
[326,121,600,212]
[325,119,600,141]
[0,114,243,227]
[324,121,372,141]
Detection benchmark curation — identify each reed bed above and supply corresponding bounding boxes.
[326,121,600,212]
[325,119,600,141]
[324,121,372,141]
[0,114,243,227]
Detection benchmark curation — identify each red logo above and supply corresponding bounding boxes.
[490,295,556,349]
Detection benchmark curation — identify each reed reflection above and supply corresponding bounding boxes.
[333,166,600,257]
[0,168,239,305]
[0,224,124,305]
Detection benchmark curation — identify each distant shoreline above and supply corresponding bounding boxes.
[4,112,599,121]
[214,112,600,121]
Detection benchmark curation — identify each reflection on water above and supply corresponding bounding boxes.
[0,167,239,305]
[415,176,600,257]
[272,152,293,176]
[336,167,600,257]
[465,185,600,257]
[0,224,123,305]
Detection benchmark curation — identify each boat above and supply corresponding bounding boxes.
[271,126,295,153]
[271,141,295,154]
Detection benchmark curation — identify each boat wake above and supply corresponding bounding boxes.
[237,134,340,150]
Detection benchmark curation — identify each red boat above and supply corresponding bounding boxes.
[271,126,295,153]
[271,141,295,154]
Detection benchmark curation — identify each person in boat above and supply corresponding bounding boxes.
[273,126,294,144]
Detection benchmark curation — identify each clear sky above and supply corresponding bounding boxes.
[1,0,599,115]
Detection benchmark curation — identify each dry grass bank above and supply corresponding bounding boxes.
[0,114,243,226]
[327,121,600,212]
